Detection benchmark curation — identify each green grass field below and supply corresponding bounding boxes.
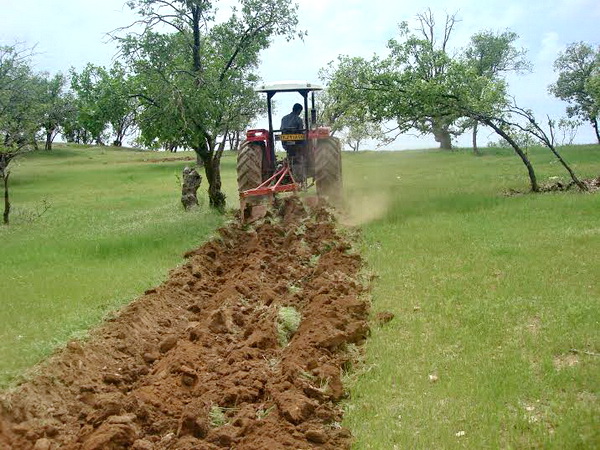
[0,145,226,386]
[1,143,598,448]
[341,145,600,448]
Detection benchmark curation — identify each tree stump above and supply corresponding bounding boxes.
[181,166,202,210]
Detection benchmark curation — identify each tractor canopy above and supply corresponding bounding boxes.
[256,81,323,94]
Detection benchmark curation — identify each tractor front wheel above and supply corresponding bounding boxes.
[315,137,342,202]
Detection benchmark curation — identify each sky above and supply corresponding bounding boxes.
[1,0,599,149]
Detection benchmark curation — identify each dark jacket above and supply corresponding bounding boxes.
[280,112,303,131]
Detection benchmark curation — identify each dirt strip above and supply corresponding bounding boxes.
[0,198,370,449]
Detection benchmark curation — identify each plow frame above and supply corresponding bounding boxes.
[239,161,299,222]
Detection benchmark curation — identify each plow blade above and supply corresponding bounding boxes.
[240,198,272,223]
[239,163,299,223]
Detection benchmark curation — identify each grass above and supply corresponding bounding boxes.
[277,305,302,346]
[0,144,225,387]
[1,142,598,448]
[341,145,600,448]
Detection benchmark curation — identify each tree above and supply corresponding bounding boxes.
[586,70,600,124]
[463,30,531,154]
[117,0,302,209]
[322,11,465,150]
[60,92,90,144]
[316,72,385,150]
[549,42,600,144]
[341,121,385,152]
[0,44,38,224]
[70,63,137,146]
[34,72,71,150]
[385,11,462,149]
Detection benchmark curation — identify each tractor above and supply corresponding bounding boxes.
[237,81,342,221]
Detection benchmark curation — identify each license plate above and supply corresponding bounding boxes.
[280,133,304,141]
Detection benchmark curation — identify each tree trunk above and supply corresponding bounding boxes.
[181,166,202,209]
[483,119,539,192]
[432,122,452,150]
[472,122,481,156]
[203,157,225,210]
[196,138,226,211]
[45,130,54,151]
[191,6,202,73]
[3,170,10,225]
[545,142,588,191]
[592,117,600,144]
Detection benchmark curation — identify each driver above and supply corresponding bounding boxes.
[280,103,306,180]
[280,103,304,132]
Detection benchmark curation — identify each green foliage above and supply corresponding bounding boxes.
[277,305,302,346]
[464,30,531,78]
[0,44,39,223]
[209,405,228,427]
[70,63,137,146]
[317,67,386,150]
[321,11,522,151]
[33,72,73,150]
[118,0,302,207]
[549,42,600,142]
[0,44,38,155]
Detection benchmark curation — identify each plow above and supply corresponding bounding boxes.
[237,81,342,222]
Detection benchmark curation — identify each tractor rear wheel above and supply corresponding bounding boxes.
[237,141,263,193]
[315,137,342,201]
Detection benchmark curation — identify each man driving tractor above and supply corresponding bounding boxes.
[280,102,304,132]
[280,103,305,180]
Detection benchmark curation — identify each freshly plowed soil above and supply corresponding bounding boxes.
[0,198,370,449]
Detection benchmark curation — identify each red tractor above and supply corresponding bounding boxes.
[237,81,342,221]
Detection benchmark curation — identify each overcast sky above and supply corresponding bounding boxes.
[2,0,599,149]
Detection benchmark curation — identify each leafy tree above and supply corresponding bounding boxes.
[0,44,38,224]
[70,63,137,146]
[586,70,600,123]
[321,11,464,150]
[117,0,302,209]
[442,63,586,192]
[70,64,109,144]
[34,72,71,150]
[316,66,386,151]
[102,63,138,146]
[341,121,385,152]
[60,92,90,144]
[463,30,531,153]
[549,42,600,144]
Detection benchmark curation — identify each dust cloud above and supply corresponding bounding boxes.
[339,193,392,226]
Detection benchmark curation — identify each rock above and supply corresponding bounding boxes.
[142,351,159,363]
[132,439,154,450]
[107,414,136,424]
[159,335,178,353]
[82,422,138,450]
[305,428,328,444]
[208,310,230,334]
[375,311,395,325]
[275,391,316,425]
[33,438,52,450]
[102,373,123,385]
